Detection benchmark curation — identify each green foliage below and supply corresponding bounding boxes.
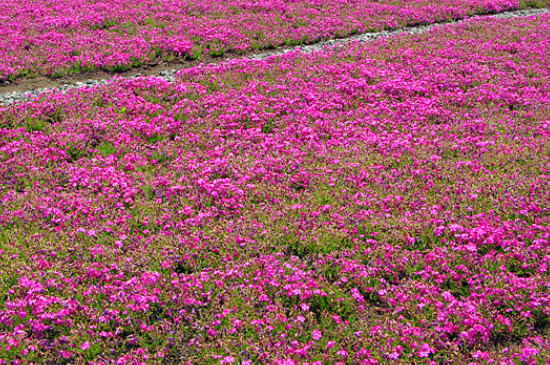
[190,46,203,60]
[108,63,132,73]
[97,141,117,157]
[24,117,48,133]
[151,151,170,164]
[441,278,471,299]
[89,18,118,30]
[209,49,225,57]
[521,0,547,8]
[146,134,163,144]
[261,120,275,134]
[66,146,89,162]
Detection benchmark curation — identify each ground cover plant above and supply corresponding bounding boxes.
[1,12,550,364]
[1,0,550,83]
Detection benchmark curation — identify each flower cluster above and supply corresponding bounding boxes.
[0,0,549,82]
[0,13,549,364]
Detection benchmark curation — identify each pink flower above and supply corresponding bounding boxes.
[520,347,539,362]
[418,343,432,358]
[337,350,348,358]
[81,341,90,350]
[312,329,322,341]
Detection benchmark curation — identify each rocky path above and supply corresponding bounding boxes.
[1,7,549,106]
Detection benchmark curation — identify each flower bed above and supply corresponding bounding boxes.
[0,0,549,82]
[1,13,550,364]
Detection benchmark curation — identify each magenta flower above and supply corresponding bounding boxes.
[418,343,432,358]
[312,329,322,341]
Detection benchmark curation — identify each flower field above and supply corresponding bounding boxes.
[1,11,550,365]
[1,0,550,83]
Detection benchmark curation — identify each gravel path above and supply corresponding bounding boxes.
[1,7,549,107]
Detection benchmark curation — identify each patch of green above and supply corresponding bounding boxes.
[441,278,471,299]
[310,293,356,322]
[55,172,70,188]
[140,184,155,200]
[82,341,104,361]
[174,112,189,122]
[93,98,107,107]
[66,146,89,162]
[199,79,220,93]
[151,46,163,58]
[144,17,166,29]
[261,120,275,134]
[151,151,170,165]
[289,181,306,192]
[0,73,17,84]
[146,134,163,144]
[209,49,224,57]
[286,231,354,258]
[285,236,310,259]
[71,61,95,74]
[97,141,117,157]
[50,70,66,79]
[505,261,535,278]
[111,21,139,35]
[478,243,506,256]
[313,190,334,206]
[107,63,132,73]
[520,0,547,8]
[162,52,177,62]
[403,234,438,251]
[190,46,203,60]
[0,275,18,307]
[24,117,48,133]
[30,109,63,125]
[20,68,37,79]
[89,18,118,30]
[533,311,550,334]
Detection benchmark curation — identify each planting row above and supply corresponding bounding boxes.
[1,13,550,364]
[1,0,550,82]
